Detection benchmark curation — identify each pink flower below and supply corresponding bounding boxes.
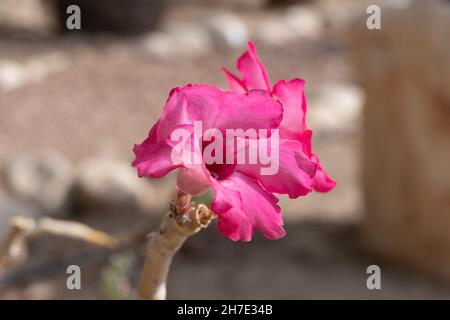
[133,42,335,242]
[223,41,336,193]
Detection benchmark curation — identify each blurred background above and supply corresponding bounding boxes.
[0,0,449,299]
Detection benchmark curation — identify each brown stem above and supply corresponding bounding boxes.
[138,188,216,300]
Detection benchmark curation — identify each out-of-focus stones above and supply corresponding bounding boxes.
[0,0,55,35]
[141,11,249,58]
[141,25,213,59]
[0,62,25,91]
[256,17,298,47]
[308,83,364,134]
[1,153,170,217]
[257,6,323,46]
[284,6,323,39]
[200,12,248,49]
[72,158,163,213]
[2,154,74,215]
[0,52,69,91]
[266,0,311,7]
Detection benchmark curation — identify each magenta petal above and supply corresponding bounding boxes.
[235,139,317,198]
[133,84,282,181]
[134,39,336,243]
[132,88,192,178]
[176,136,212,195]
[299,129,313,157]
[132,122,181,178]
[210,172,286,242]
[237,41,271,91]
[273,79,308,140]
[298,132,335,192]
[157,88,191,141]
[311,154,336,192]
[177,168,211,195]
[222,67,247,93]
[183,85,283,133]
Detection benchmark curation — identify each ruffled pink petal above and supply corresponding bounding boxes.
[272,80,335,193]
[176,132,212,195]
[272,79,307,140]
[296,130,335,192]
[157,88,191,141]
[132,121,182,178]
[177,168,211,195]
[133,84,282,180]
[183,85,283,133]
[222,67,247,93]
[311,154,336,192]
[235,139,317,198]
[300,129,313,157]
[210,172,286,241]
[237,41,271,91]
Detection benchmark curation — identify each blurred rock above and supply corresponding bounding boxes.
[267,0,312,7]
[257,5,323,46]
[308,83,364,134]
[350,2,450,280]
[25,52,69,82]
[21,281,58,299]
[284,6,323,38]
[0,53,69,91]
[257,17,298,47]
[2,154,74,215]
[318,0,366,30]
[0,0,55,35]
[0,62,25,91]
[141,25,212,59]
[201,12,248,49]
[73,158,160,213]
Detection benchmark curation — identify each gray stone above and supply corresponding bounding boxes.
[201,12,248,49]
[73,158,164,212]
[2,153,74,215]
[0,62,25,91]
[257,5,323,46]
[0,53,69,91]
[283,5,323,39]
[308,83,365,134]
[141,24,213,59]
[257,17,298,46]
[0,0,55,34]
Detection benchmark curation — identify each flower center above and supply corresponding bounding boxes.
[202,139,235,180]
[205,162,235,180]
